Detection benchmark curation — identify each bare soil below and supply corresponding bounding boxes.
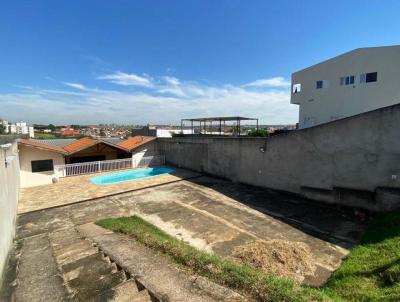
[230,239,317,283]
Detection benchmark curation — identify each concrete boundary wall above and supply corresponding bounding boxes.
[158,104,400,211]
[0,139,20,288]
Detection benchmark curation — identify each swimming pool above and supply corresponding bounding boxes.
[90,166,176,185]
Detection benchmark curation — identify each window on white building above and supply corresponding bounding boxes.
[366,72,378,83]
[316,80,323,89]
[292,83,301,94]
[340,75,355,86]
[360,72,378,83]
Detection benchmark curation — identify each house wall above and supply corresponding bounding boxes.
[132,141,157,163]
[0,140,20,288]
[291,46,400,128]
[18,144,65,188]
[158,104,400,212]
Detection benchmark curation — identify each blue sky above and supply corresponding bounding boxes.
[1,1,400,125]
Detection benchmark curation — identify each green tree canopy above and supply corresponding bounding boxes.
[247,129,269,137]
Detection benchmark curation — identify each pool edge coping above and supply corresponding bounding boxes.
[18,174,203,216]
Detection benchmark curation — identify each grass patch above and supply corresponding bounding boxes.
[97,211,400,301]
[96,215,331,302]
[32,133,57,139]
[324,210,400,301]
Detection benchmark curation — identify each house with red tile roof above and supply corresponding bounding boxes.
[18,136,156,187]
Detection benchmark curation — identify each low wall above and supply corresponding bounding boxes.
[0,139,20,288]
[158,104,400,211]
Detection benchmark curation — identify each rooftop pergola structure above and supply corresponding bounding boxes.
[181,116,259,136]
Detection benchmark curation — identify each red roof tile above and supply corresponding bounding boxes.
[118,136,155,150]
[62,137,98,153]
[19,136,155,155]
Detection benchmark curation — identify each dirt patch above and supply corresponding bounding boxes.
[230,239,316,283]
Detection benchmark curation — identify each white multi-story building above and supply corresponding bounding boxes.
[7,121,35,138]
[291,45,400,129]
[156,128,193,137]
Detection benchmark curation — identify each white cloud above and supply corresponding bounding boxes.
[64,82,88,90]
[97,71,152,87]
[1,75,297,125]
[244,76,290,88]
[163,76,180,86]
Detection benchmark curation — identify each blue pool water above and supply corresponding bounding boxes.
[90,166,176,185]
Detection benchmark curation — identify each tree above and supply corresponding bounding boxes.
[247,129,269,137]
[0,118,5,134]
[48,124,56,131]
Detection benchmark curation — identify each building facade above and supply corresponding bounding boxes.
[291,45,400,128]
[2,121,34,137]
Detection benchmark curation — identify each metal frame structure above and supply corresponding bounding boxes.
[181,116,258,136]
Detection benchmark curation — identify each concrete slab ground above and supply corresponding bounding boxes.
[18,167,200,213]
[4,171,367,300]
[108,176,366,285]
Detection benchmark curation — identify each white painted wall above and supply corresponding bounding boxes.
[131,141,157,163]
[0,140,20,287]
[156,129,193,137]
[291,46,400,128]
[18,144,65,188]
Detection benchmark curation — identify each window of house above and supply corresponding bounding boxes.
[31,159,54,172]
[341,75,355,86]
[316,80,323,89]
[292,83,301,94]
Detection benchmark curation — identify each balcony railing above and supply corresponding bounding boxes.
[54,155,165,178]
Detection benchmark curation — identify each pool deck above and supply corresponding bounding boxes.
[18,167,200,214]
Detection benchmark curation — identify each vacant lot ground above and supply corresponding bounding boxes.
[18,167,200,213]
[14,171,366,290]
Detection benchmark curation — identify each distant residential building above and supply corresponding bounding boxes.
[60,128,81,137]
[5,121,34,138]
[132,125,157,137]
[291,45,400,129]
[156,128,193,137]
[132,125,193,138]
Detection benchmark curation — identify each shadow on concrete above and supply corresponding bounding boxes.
[186,175,367,249]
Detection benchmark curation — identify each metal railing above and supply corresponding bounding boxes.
[54,155,165,178]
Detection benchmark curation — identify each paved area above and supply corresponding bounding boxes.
[18,167,200,213]
[78,223,239,302]
[15,234,68,302]
[3,172,368,301]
